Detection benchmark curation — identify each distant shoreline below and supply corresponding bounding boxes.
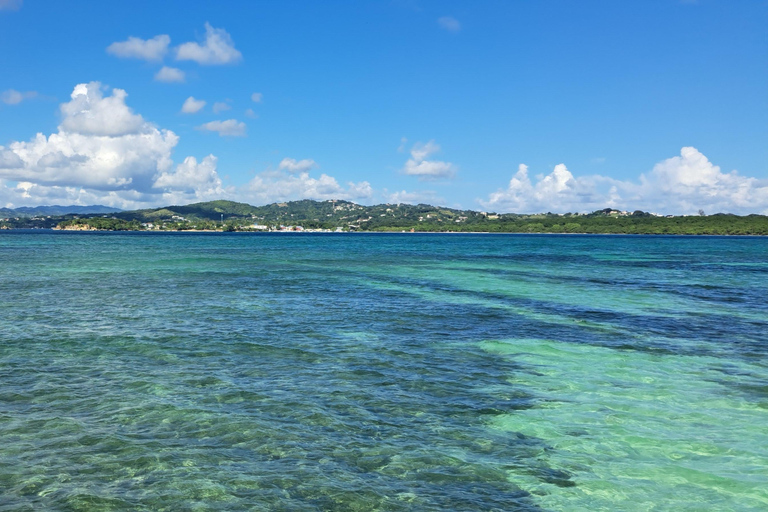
[3,228,766,237]
[4,200,767,236]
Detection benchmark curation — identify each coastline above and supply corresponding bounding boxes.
[5,228,765,237]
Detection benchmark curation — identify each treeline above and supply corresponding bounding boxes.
[57,218,143,231]
[373,213,768,235]
[4,199,767,235]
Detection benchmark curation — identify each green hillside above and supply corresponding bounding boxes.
[2,199,767,234]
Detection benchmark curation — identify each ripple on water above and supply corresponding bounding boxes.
[1,232,766,510]
[483,338,768,511]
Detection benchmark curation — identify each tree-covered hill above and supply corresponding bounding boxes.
[2,199,767,235]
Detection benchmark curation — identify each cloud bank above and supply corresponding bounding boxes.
[0,82,224,208]
[241,165,372,205]
[1,84,765,216]
[481,147,768,215]
[0,82,372,209]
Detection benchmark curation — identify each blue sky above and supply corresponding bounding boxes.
[1,0,766,214]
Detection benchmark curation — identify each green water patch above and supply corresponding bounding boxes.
[2,232,766,510]
[481,338,768,511]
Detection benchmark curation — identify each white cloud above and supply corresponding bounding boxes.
[639,147,768,214]
[175,23,242,65]
[0,148,24,168]
[480,147,768,215]
[385,189,444,206]
[153,155,228,204]
[0,0,22,11]
[0,82,227,209]
[181,96,206,114]
[59,82,145,136]
[1,81,176,189]
[242,166,372,205]
[196,119,246,137]
[409,140,439,161]
[251,92,263,103]
[212,101,231,114]
[154,155,219,191]
[401,140,456,180]
[154,66,185,83]
[481,163,592,213]
[244,108,258,119]
[278,158,317,173]
[0,86,376,209]
[437,16,461,32]
[107,35,170,62]
[1,89,37,105]
[0,180,151,210]
[403,160,456,179]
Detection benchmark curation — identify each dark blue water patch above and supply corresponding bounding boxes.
[337,265,767,358]
[419,260,767,314]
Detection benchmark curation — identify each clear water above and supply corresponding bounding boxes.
[1,232,766,511]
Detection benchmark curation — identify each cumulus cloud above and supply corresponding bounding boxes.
[154,66,185,83]
[107,34,170,62]
[152,155,228,204]
[244,108,258,119]
[181,96,206,114]
[0,149,24,168]
[0,0,22,11]
[385,189,444,206]
[251,92,262,103]
[1,89,37,105]
[212,101,231,114]
[59,82,145,137]
[1,83,175,190]
[241,159,372,205]
[196,119,246,137]
[0,81,379,209]
[278,158,317,173]
[437,16,461,32]
[401,140,456,180]
[639,147,768,214]
[0,180,121,208]
[175,23,242,65]
[480,147,768,215]
[0,82,227,209]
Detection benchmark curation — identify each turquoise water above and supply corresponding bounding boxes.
[1,232,766,511]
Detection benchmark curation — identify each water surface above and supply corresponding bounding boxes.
[1,232,766,510]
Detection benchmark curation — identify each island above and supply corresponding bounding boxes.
[1,200,767,235]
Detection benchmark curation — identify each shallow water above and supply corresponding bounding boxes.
[1,232,766,510]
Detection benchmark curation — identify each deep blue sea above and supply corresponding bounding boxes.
[1,231,766,511]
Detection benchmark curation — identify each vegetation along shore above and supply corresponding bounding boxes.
[2,200,766,235]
